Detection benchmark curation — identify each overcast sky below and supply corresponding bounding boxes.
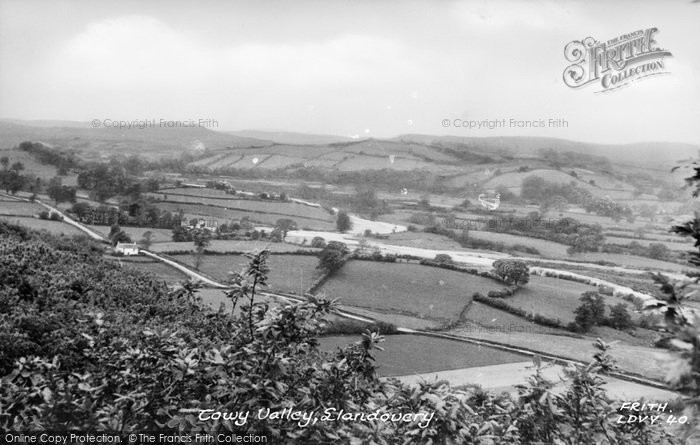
[0,0,698,144]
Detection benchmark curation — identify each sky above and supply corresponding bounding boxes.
[0,0,698,145]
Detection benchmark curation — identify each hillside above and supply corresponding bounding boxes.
[394,135,699,169]
[227,129,351,145]
[0,120,271,160]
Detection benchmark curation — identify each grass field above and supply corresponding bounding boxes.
[466,229,688,271]
[482,169,598,195]
[151,240,320,254]
[0,201,45,216]
[605,236,692,251]
[154,202,336,230]
[107,255,190,283]
[2,216,86,236]
[381,231,467,251]
[462,301,560,333]
[318,334,527,376]
[195,287,279,314]
[172,253,321,293]
[449,328,668,380]
[505,275,632,325]
[330,306,442,330]
[0,149,78,186]
[467,230,565,257]
[317,261,502,322]
[87,225,174,243]
[149,190,333,221]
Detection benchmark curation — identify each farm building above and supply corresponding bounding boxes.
[114,242,140,256]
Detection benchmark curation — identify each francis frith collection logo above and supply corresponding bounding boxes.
[563,27,672,92]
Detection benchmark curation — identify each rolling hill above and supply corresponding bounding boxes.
[0,120,271,160]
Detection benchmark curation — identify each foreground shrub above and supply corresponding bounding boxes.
[0,221,681,443]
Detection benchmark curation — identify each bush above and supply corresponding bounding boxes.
[317,241,349,274]
[336,211,352,232]
[434,253,452,264]
[492,259,530,286]
[49,212,63,221]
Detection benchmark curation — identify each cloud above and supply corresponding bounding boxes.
[54,15,411,91]
[450,0,576,30]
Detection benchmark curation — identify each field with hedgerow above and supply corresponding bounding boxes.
[0,211,691,443]
[505,275,621,325]
[317,261,504,322]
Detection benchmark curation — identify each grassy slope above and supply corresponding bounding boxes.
[107,255,191,283]
[318,261,502,322]
[173,253,321,293]
[506,276,628,325]
[0,216,85,236]
[318,334,527,376]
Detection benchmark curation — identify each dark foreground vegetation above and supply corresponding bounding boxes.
[1,221,694,444]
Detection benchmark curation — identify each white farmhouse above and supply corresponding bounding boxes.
[115,242,140,256]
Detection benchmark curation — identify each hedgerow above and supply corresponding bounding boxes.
[0,221,679,443]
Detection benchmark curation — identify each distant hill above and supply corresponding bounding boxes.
[394,135,699,168]
[0,120,271,160]
[2,119,696,173]
[227,129,351,145]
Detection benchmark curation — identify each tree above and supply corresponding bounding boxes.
[355,238,370,255]
[608,303,633,330]
[274,218,297,239]
[171,225,191,242]
[567,225,605,254]
[336,211,352,233]
[492,259,529,286]
[317,241,349,274]
[70,202,92,223]
[140,231,154,250]
[193,230,211,270]
[108,225,132,246]
[495,185,517,202]
[572,291,606,332]
[47,177,76,206]
[269,228,284,243]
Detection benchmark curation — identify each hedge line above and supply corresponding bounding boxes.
[530,268,647,307]
[418,259,503,282]
[159,249,319,256]
[472,292,566,331]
